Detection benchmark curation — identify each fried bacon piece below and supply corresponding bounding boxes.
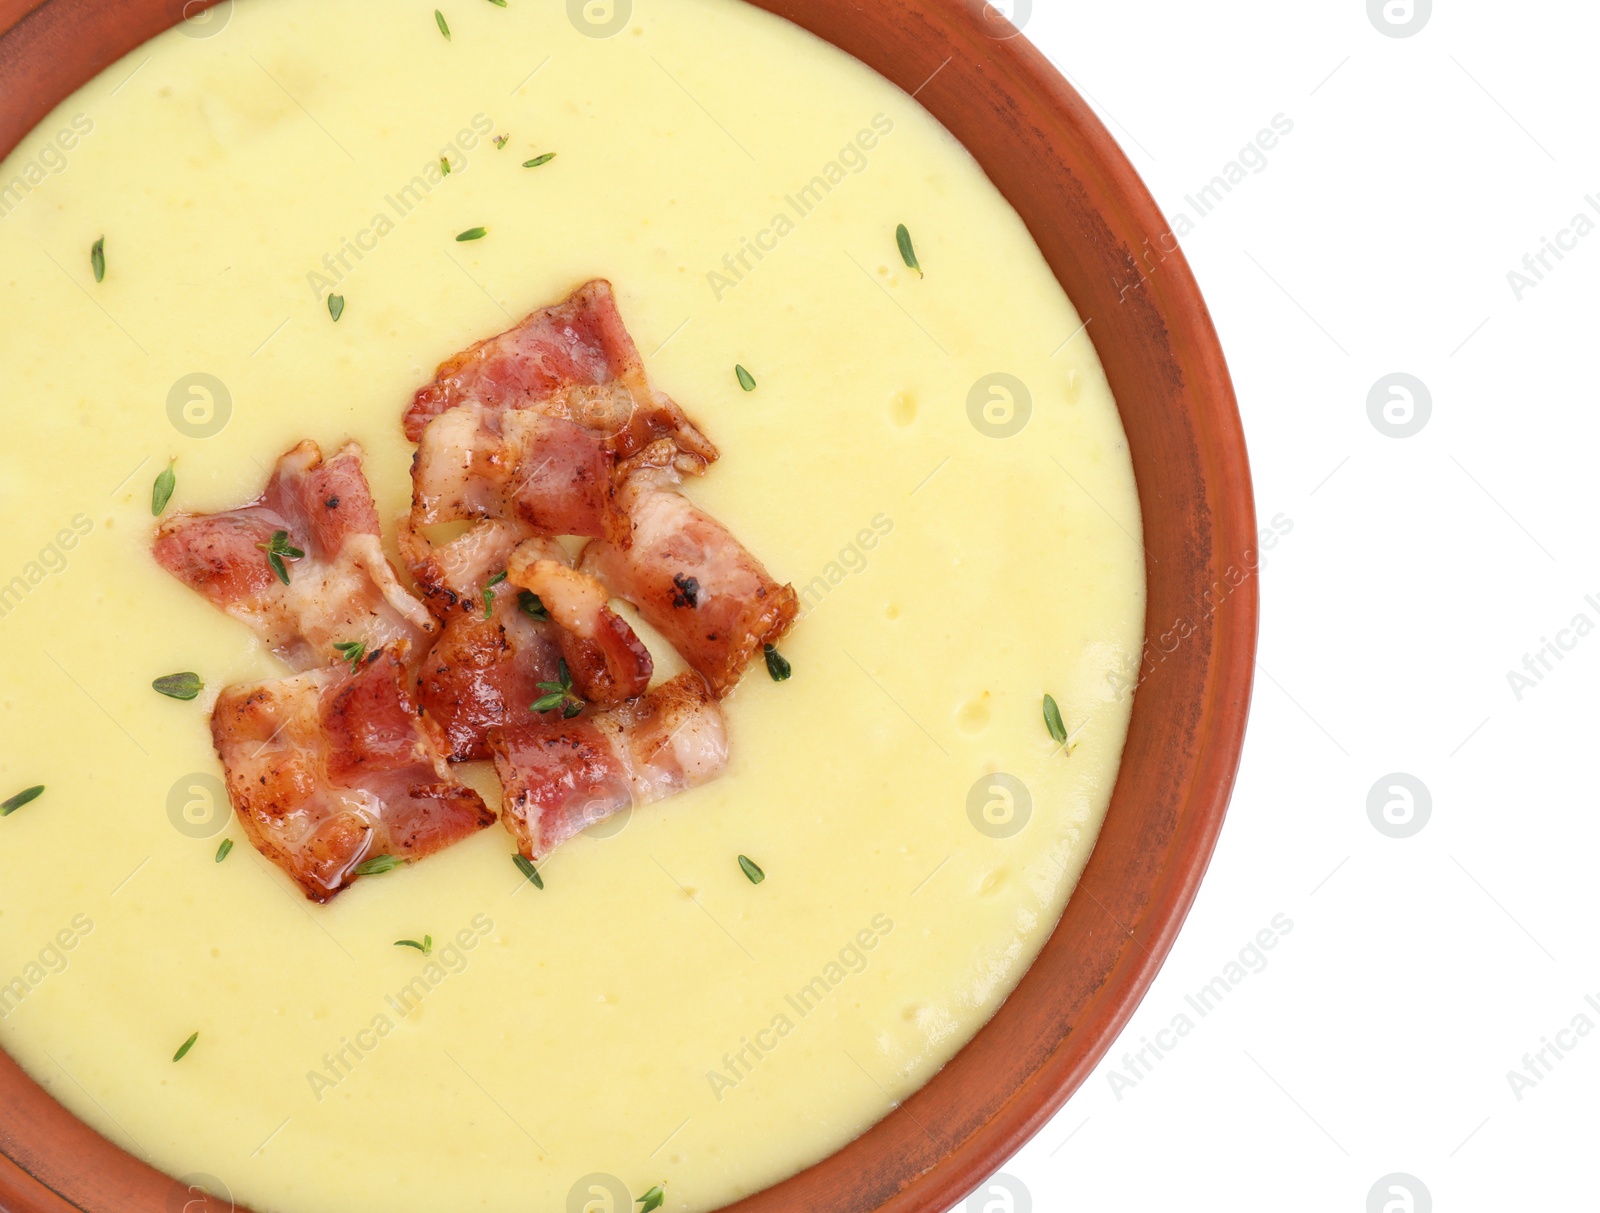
[153,441,434,670]
[489,673,728,860]
[402,279,717,474]
[410,402,627,542]
[507,541,652,705]
[210,647,493,903]
[578,455,798,697]
[397,519,567,762]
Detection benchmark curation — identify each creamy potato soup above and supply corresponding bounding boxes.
[0,1,1144,1210]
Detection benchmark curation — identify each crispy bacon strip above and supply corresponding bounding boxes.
[411,403,626,542]
[402,279,717,473]
[578,459,798,697]
[210,648,493,903]
[489,673,728,860]
[507,542,652,705]
[397,519,567,762]
[153,441,434,670]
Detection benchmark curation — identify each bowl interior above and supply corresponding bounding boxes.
[0,2,1256,1210]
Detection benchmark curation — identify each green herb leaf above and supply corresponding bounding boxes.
[152,459,176,515]
[532,658,585,717]
[637,1185,666,1213]
[328,293,345,322]
[257,530,305,585]
[456,226,488,242]
[486,0,507,6]
[334,641,367,672]
[395,935,433,954]
[0,786,44,817]
[172,1031,199,1062]
[735,364,757,392]
[763,644,791,682]
[483,571,508,619]
[896,223,922,277]
[91,236,105,283]
[523,152,556,168]
[1043,694,1069,746]
[353,854,404,877]
[518,590,549,621]
[153,672,204,701]
[440,156,451,176]
[737,855,765,885]
[513,853,544,889]
[493,133,509,148]
[214,839,233,863]
[435,8,450,38]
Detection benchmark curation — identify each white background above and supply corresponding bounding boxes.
[956,2,1597,1210]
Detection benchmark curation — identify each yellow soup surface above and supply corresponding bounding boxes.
[0,1,1144,1210]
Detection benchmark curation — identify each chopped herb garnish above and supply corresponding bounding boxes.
[215,839,234,863]
[152,459,176,515]
[334,641,367,672]
[153,672,204,701]
[493,133,509,149]
[763,644,791,682]
[513,853,544,889]
[172,1032,199,1062]
[328,293,345,322]
[523,153,556,168]
[532,659,585,718]
[257,530,304,585]
[896,223,922,277]
[395,935,434,954]
[1,786,44,817]
[483,571,508,619]
[737,855,765,885]
[1043,694,1069,747]
[353,854,404,876]
[91,236,105,283]
[440,156,451,176]
[518,590,549,622]
[735,364,757,392]
[435,8,450,38]
[486,0,507,6]
[637,1185,666,1213]
[456,226,488,242]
